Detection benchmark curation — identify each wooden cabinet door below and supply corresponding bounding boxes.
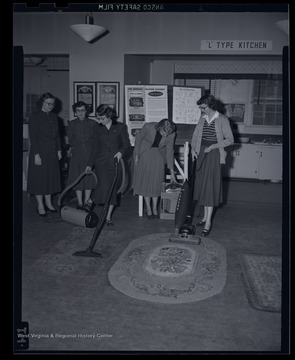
[258,146,283,181]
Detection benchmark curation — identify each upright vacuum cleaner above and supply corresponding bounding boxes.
[72,158,122,257]
[169,158,202,245]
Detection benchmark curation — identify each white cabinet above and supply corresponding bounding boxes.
[257,145,282,181]
[223,143,283,181]
[235,144,260,179]
[223,144,259,179]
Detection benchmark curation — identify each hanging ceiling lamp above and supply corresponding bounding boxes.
[275,19,289,36]
[70,13,107,43]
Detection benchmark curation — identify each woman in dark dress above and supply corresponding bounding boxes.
[67,101,97,209]
[191,94,234,236]
[84,104,131,225]
[132,119,176,218]
[27,93,62,216]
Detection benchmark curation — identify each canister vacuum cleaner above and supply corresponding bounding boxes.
[58,170,99,228]
[58,158,125,257]
[58,157,126,229]
[72,158,122,257]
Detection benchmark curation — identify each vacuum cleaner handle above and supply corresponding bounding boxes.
[87,158,119,252]
[117,157,126,194]
[58,170,98,208]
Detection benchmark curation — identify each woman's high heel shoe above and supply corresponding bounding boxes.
[83,200,95,213]
[201,227,211,237]
[36,207,47,217]
[145,212,153,219]
[44,204,57,213]
[106,219,114,226]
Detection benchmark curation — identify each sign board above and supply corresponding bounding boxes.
[201,40,272,51]
[125,85,168,145]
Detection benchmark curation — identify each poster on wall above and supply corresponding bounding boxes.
[125,85,168,146]
[125,85,146,146]
[225,103,245,123]
[97,82,120,117]
[172,86,202,124]
[73,82,96,116]
[145,85,168,122]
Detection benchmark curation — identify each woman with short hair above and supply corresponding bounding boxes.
[27,92,62,217]
[66,101,97,209]
[84,104,131,226]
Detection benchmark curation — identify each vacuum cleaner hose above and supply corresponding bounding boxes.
[58,157,126,208]
[58,170,98,208]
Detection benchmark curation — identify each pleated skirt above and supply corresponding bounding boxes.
[133,148,165,197]
[193,144,223,206]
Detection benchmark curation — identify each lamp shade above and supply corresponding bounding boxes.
[70,24,107,42]
[276,20,289,36]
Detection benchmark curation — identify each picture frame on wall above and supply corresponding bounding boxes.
[97,82,120,117]
[73,82,96,116]
[225,103,245,123]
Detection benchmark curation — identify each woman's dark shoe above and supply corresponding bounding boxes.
[44,204,57,213]
[201,227,211,237]
[106,219,114,226]
[145,213,153,219]
[76,205,85,210]
[152,213,159,219]
[36,207,47,217]
[196,220,206,227]
[83,200,95,213]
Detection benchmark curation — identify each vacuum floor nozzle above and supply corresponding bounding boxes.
[72,250,102,257]
[169,233,202,245]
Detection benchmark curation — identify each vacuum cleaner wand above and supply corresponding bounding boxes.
[72,158,120,257]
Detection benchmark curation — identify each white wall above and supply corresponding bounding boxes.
[13,11,289,121]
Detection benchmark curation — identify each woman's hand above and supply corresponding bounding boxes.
[67,148,72,158]
[114,152,122,162]
[58,150,62,160]
[204,145,214,153]
[191,150,198,160]
[85,166,92,174]
[34,154,42,166]
[170,171,176,183]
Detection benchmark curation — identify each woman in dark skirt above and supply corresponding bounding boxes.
[84,104,131,225]
[133,119,177,218]
[191,94,234,236]
[27,93,62,217]
[66,101,97,209]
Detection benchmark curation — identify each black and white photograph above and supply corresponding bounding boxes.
[13,2,290,355]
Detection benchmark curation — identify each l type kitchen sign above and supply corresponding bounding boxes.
[201,40,272,51]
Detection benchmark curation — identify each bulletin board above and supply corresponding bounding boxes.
[125,85,204,146]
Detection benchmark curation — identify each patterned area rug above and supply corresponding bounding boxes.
[239,254,282,312]
[108,233,227,304]
[29,227,130,277]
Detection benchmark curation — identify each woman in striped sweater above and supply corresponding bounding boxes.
[191,94,234,236]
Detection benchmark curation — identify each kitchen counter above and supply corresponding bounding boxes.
[234,142,282,147]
